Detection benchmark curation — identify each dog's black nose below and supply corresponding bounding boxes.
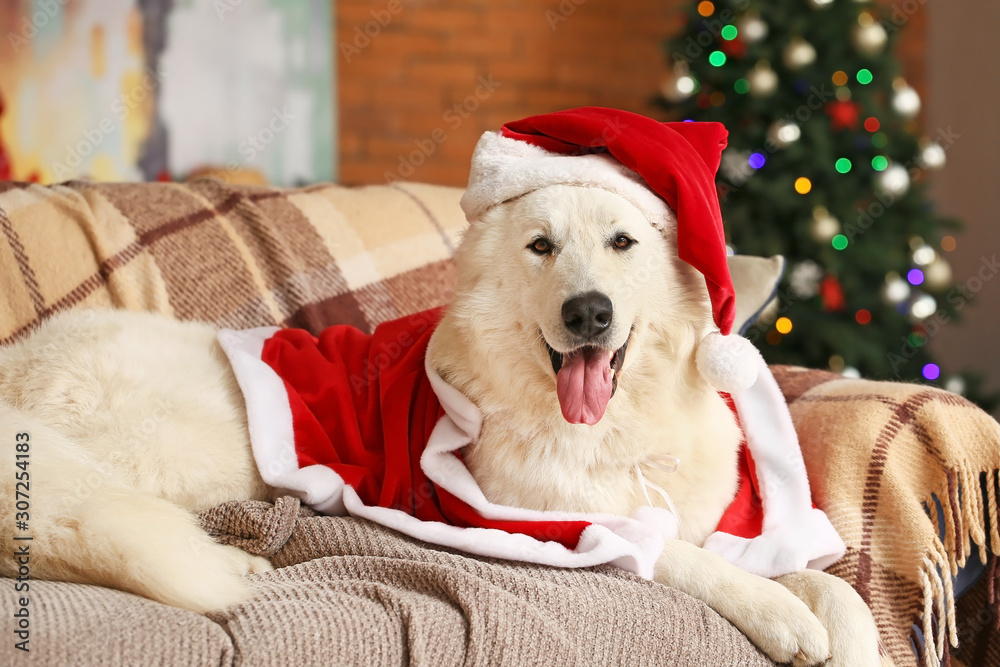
[562,292,613,339]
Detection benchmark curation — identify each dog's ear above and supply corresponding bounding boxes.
[728,254,784,335]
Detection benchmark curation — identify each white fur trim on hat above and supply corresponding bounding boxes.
[695,331,761,394]
[460,131,676,229]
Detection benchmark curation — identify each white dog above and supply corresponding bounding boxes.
[0,108,885,665]
[0,183,880,666]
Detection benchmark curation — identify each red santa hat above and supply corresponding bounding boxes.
[459,106,759,394]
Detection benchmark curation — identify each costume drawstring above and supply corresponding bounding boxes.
[635,455,681,533]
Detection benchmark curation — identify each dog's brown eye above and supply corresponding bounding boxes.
[529,238,552,254]
[613,235,635,250]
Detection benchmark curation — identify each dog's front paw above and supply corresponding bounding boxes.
[776,569,882,667]
[723,576,831,666]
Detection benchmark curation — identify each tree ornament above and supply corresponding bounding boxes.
[875,164,910,197]
[911,243,936,266]
[737,13,768,44]
[720,36,748,59]
[820,275,846,312]
[892,78,921,118]
[924,256,953,290]
[720,149,754,183]
[828,354,846,372]
[747,61,778,97]
[825,100,861,130]
[809,206,840,242]
[789,260,823,298]
[917,140,946,170]
[944,376,966,395]
[783,38,816,69]
[851,15,888,56]
[661,65,698,102]
[881,272,911,304]
[767,119,801,148]
[910,293,937,319]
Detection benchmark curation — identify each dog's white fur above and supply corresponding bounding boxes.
[0,185,881,666]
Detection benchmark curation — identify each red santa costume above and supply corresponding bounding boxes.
[218,107,845,580]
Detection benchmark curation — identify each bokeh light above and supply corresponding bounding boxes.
[748,152,766,169]
[734,78,750,93]
[855,309,871,325]
[922,363,941,381]
[871,155,888,171]
[832,71,848,86]
[941,235,957,252]
[856,68,873,84]
[795,177,812,194]
[835,158,852,173]
[697,1,715,17]
[907,268,925,285]
[721,24,738,40]
[775,317,793,334]
[709,50,727,67]
[864,117,880,132]
[832,234,849,250]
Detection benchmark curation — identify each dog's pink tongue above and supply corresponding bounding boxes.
[556,348,614,425]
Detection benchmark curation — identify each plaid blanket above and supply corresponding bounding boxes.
[0,178,464,343]
[1,179,999,666]
[772,366,1000,667]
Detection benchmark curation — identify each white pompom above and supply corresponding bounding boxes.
[696,332,761,394]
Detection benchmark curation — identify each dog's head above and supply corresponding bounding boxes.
[437,184,713,425]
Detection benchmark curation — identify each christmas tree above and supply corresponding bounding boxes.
[659,0,995,408]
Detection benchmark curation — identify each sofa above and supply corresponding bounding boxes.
[0,178,998,666]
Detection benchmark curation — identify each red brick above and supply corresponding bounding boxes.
[405,60,481,85]
[443,33,519,57]
[401,7,486,35]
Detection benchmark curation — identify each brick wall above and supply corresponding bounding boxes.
[335,0,924,187]
[336,0,679,186]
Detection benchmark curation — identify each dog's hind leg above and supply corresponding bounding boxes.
[0,402,271,614]
[49,487,273,613]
